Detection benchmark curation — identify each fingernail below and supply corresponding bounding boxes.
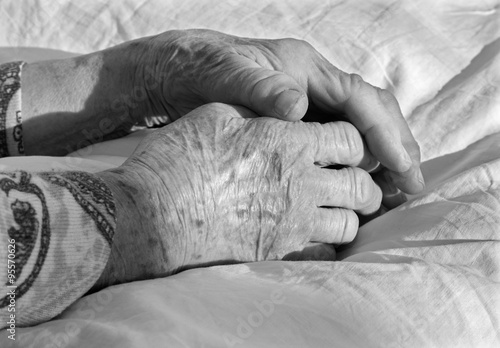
[399,148,413,172]
[367,160,381,173]
[274,90,303,119]
[381,170,399,194]
[382,191,407,209]
[385,181,400,195]
[416,169,425,189]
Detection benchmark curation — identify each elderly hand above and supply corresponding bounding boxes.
[114,29,422,210]
[125,29,423,202]
[95,103,382,286]
[22,29,421,207]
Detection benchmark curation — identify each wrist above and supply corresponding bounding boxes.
[93,165,181,289]
[21,44,138,155]
[103,38,156,123]
[132,31,181,120]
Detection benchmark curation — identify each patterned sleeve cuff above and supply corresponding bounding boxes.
[0,170,116,328]
[0,62,26,158]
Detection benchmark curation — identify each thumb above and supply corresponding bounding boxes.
[209,57,308,121]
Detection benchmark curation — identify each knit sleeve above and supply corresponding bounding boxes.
[0,61,25,158]
[0,170,116,330]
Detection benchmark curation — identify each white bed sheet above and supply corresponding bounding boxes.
[2,131,499,348]
[0,0,499,347]
[1,0,498,118]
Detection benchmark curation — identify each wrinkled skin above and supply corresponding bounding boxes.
[96,103,382,286]
[129,29,423,200]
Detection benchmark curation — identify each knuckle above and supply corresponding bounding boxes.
[306,122,325,158]
[281,38,315,54]
[338,209,358,243]
[335,122,363,161]
[197,102,230,113]
[293,38,313,48]
[346,167,375,207]
[377,88,397,106]
[192,102,255,123]
[348,73,366,92]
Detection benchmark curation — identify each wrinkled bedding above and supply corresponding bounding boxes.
[1,0,499,347]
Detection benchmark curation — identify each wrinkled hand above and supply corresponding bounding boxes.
[96,103,382,285]
[130,29,423,203]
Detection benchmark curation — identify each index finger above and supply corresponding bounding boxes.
[299,120,378,171]
[304,60,424,194]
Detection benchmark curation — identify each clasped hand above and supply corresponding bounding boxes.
[91,29,424,286]
[131,29,423,197]
[97,104,383,284]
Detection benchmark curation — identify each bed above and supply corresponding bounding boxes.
[0,0,499,347]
